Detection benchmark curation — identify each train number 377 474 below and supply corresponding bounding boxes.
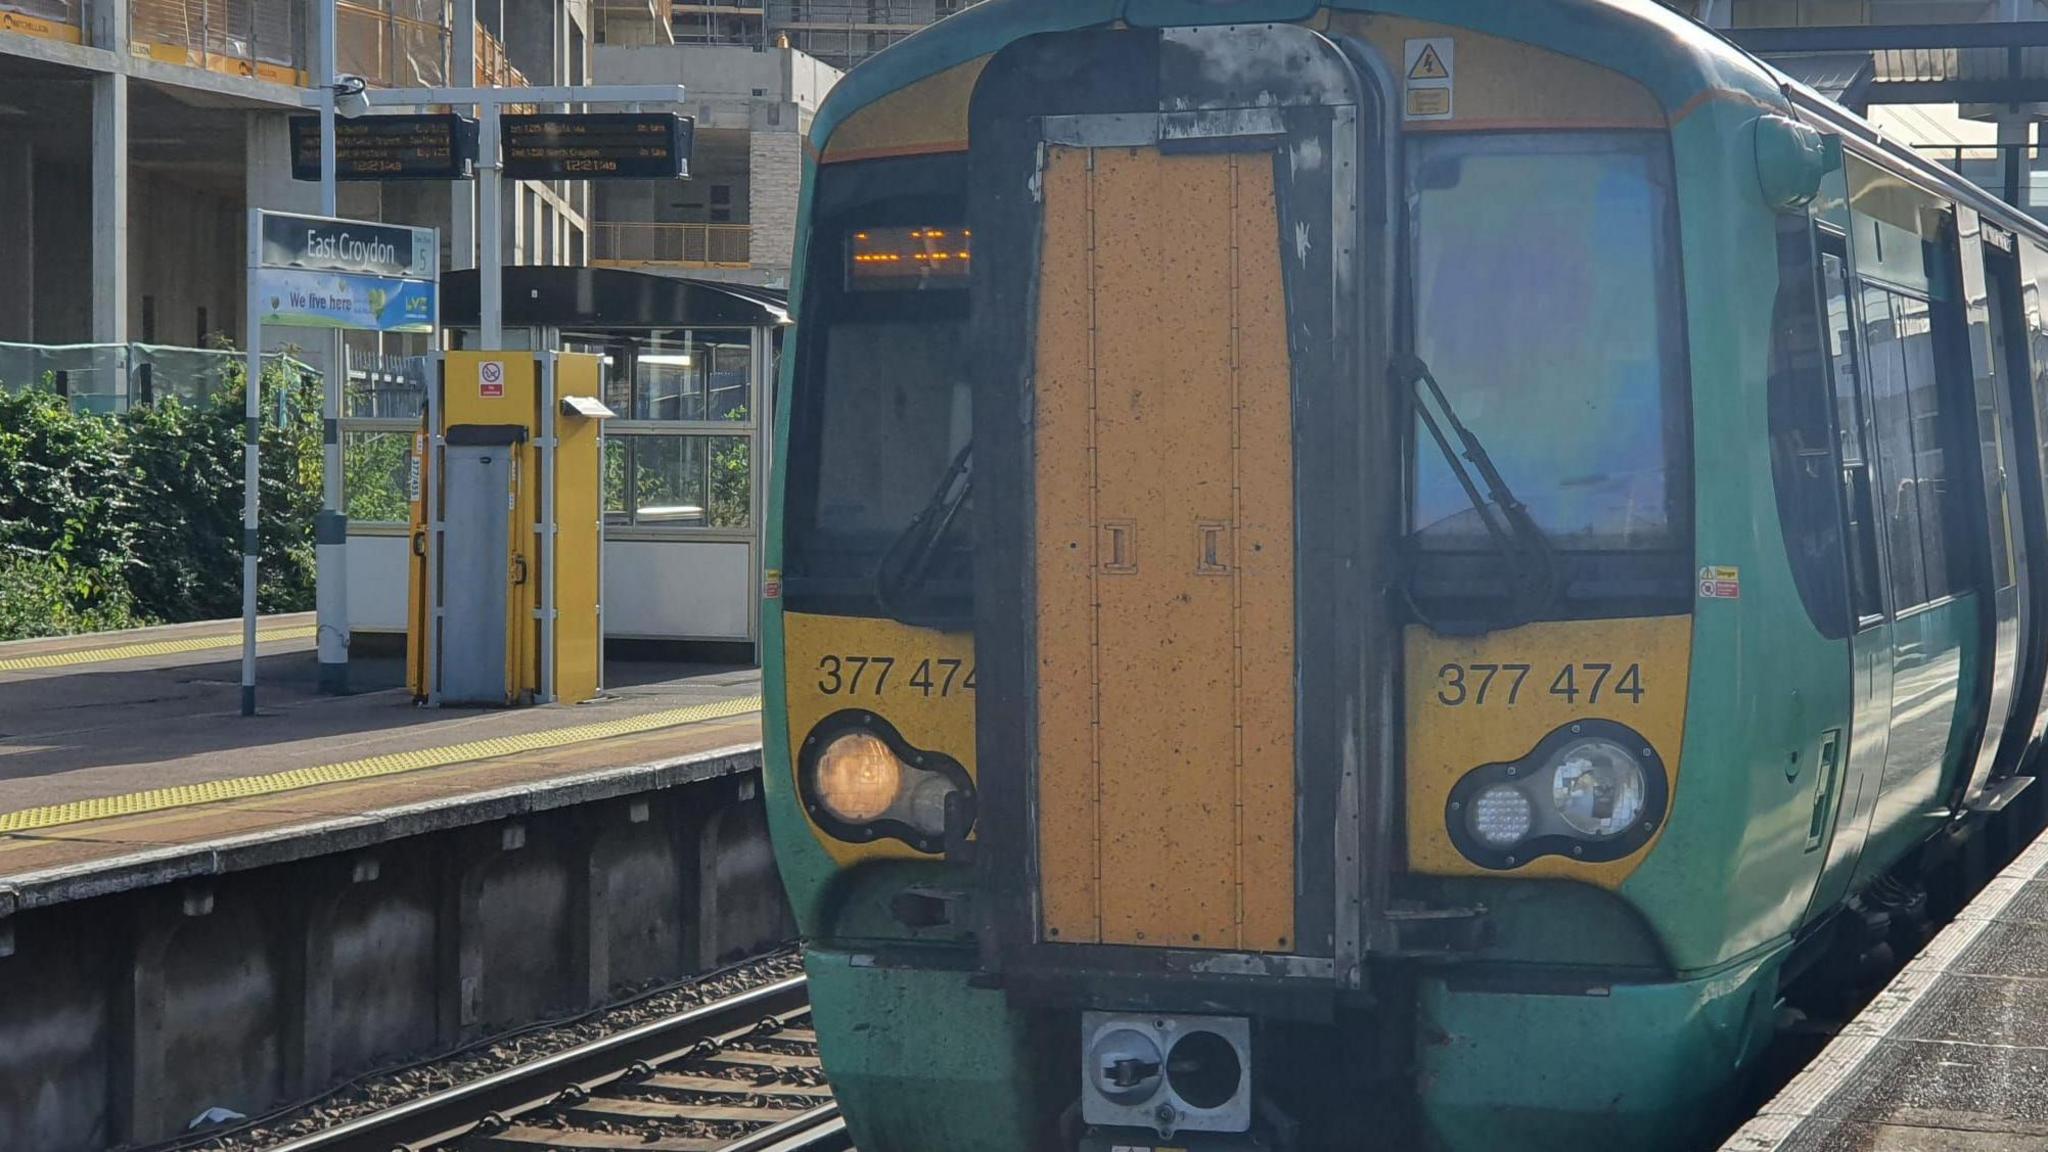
[1434,661,1646,708]
[816,654,977,698]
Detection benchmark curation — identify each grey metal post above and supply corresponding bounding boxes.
[316,0,350,695]
[242,211,265,717]
[480,101,503,348]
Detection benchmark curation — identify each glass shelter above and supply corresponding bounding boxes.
[341,267,787,658]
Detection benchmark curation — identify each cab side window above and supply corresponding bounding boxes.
[1820,246,1884,624]
[1767,216,1851,638]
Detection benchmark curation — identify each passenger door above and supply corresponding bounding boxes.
[1973,231,2045,794]
[1850,274,1972,885]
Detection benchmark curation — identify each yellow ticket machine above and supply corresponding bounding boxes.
[407,351,612,706]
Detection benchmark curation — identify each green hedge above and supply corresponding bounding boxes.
[0,362,322,641]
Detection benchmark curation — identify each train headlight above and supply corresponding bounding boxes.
[1445,721,1668,870]
[1546,738,1646,839]
[1469,784,1534,848]
[799,712,976,855]
[814,731,904,824]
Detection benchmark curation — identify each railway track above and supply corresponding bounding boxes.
[262,976,849,1152]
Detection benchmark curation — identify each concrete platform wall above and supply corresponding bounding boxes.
[0,768,794,1150]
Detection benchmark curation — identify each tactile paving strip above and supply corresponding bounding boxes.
[0,694,763,834]
[0,625,317,672]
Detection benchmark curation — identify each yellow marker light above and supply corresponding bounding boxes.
[814,731,906,823]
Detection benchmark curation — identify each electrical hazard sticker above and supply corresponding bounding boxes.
[1698,565,1741,600]
[479,359,506,398]
[1404,37,1455,121]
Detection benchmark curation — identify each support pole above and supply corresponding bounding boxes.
[315,3,350,696]
[452,0,478,272]
[90,74,128,344]
[242,211,264,717]
[480,101,503,349]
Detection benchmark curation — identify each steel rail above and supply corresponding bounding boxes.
[263,975,812,1152]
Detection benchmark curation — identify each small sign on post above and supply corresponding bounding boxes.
[255,213,440,332]
[241,210,440,716]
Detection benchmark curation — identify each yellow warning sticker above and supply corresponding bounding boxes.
[1409,43,1450,81]
[1403,37,1455,122]
[1406,89,1451,119]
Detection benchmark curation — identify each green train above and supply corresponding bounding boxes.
[758,2,2048,1148]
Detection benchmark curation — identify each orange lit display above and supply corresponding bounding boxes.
[847,226,973,290]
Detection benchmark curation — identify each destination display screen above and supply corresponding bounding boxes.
[846,227,973,291]
[290,114,478,182]
[500,113,694,180]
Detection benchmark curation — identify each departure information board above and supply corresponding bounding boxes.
[500,113,694,180]
[290,114,478,182]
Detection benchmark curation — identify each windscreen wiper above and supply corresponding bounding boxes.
[1396,354,1561,624]
[875,441,973,624]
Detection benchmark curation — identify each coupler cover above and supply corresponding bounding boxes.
[1082,1012,1252,1137]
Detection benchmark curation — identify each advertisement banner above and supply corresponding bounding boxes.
[256,267,438,333]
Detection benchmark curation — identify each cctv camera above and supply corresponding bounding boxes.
[333,75,371,119]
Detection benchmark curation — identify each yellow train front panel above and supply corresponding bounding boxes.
[1032,144,1298,954]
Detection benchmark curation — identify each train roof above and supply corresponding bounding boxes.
[808,0,1783,151]
[806,0,2048,254]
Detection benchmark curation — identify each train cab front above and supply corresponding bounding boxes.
[766,7,1805,1152]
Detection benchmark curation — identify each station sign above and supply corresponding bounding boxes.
[499,112,694,180]
[255,211,439,333]
[289,114,479,182]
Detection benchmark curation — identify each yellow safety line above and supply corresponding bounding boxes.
[0,625,318,673]
[0,694,763,835]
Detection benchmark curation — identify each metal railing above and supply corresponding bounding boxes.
[592,222,753,268]
[129,0,304,83]
[0,342,313,415]
[1915,143,2048,222]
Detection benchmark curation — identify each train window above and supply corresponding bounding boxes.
[1406,132,1688,567]
[1861,288,1926,607]
[1822,249,1883,624]
[1861,283,1970,611]
[782,153,974,622]
[1766,216,1851,640]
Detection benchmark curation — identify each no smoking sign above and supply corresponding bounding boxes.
[479,360,506,398]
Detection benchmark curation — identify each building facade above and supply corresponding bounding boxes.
[0,0,594,370]
[672,0,977,75]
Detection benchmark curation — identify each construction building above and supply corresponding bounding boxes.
[672,0,976,76]
[0,0,599,381]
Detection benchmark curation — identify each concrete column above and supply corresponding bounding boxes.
[91,75,129,345]
[1999,114,2032,212]
[0,138,32,343]
[748,126,803,281]
[452,0,477,272]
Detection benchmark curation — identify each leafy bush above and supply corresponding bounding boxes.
[0,360,322,639]
[0,552,143,641]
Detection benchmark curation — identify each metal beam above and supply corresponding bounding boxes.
[1729,21,2048,53]
[1864,79,2048,105]
[311,84,687,108]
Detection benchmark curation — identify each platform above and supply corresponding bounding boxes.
[1724,836,2048,1151]
[0,614,767,910]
